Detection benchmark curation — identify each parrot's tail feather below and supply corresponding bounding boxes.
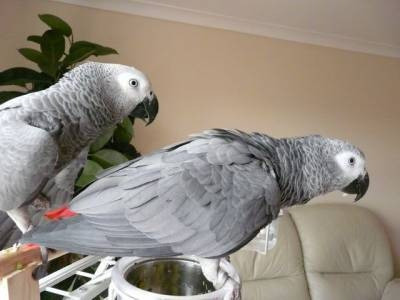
[0,211,21,249]
[20,215,179,257]
[44,206,77,220]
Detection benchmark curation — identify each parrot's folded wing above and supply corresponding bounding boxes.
[23,132,282,258]
[0,211,19,248]
[0,148,88,250]
[0,121,58,211]
[0,205,45,249]
[41,147,88,208]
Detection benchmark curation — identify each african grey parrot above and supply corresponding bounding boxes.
[22,129,369,256]
[0,62,158,249]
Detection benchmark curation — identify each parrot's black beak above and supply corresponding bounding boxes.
[341,172,369,202]
[130,93,159,125]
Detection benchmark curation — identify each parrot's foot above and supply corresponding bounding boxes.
[197,257,241,300]
[32,246,48,280]
[222,279,241,300]
[32,195,50,210]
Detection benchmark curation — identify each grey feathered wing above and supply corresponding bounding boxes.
[41,147,88,208]
[22,131,281,258]
[0,121,58,211]
[0,148,88,249]
[0,213,19,249]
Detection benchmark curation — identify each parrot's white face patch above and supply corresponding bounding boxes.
[116,70,152,109]
[335,151,365,181]
[117,72,142,94]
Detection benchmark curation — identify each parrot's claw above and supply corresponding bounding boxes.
[32,264,48,280]
[32,246,48,280]
[222,278,241,300]
[198,257,241,300]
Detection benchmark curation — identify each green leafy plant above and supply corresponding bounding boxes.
[0,14,156,299]
[0,14,150,190]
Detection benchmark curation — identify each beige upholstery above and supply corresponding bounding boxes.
[382,279,400,300]
[231,214,310,300]
[231,204,399,300]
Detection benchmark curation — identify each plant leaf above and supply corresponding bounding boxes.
[41,30,65,62]
[63,47,95,66]
[64,41,117,65]
[18,48,46,65]
[40,30,65,61]
[71,41,118,55]
[89,126,116,153]
[40,30,65,76]
[0,67,52,86]
[0,91,25,103]
[118,143,140,160]
[32,81,53,92]
[90,149,128,168]
[39,14,72,37]
[114,117,133,144]
[27,35,42,44]
[37,62,57,79]
[75,160,104,188]
[106,140,140,160]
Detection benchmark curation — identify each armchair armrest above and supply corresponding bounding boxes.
[382,278,400,300]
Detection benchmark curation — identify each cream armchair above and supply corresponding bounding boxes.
[231,204,400,300]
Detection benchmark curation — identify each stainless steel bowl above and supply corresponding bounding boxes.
[110,256,230,300]
[125,257,215,296]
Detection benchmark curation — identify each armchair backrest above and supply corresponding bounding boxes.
[231,204,394,300]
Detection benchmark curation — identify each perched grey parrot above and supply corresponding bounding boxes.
[0,62,158,249]
[22,129,369,257]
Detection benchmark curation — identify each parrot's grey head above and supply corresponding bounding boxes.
[267,134,369,204]
[322,137,369,201]
[67,62,158,125]
[103,63,158,125]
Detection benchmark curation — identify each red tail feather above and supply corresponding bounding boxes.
[22,243,40,250]
[45,206,77,220]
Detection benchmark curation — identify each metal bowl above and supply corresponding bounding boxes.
[125,257,215,296]
[110,256,230,300]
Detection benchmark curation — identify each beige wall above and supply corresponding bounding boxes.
[1,0,400,275]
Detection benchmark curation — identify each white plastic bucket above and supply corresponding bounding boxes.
[109,256,237,300]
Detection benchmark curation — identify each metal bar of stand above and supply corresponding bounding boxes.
[39,255,102,292]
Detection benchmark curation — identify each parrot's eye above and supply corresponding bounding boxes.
[129,79,139,87]
[349,157,355,166]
